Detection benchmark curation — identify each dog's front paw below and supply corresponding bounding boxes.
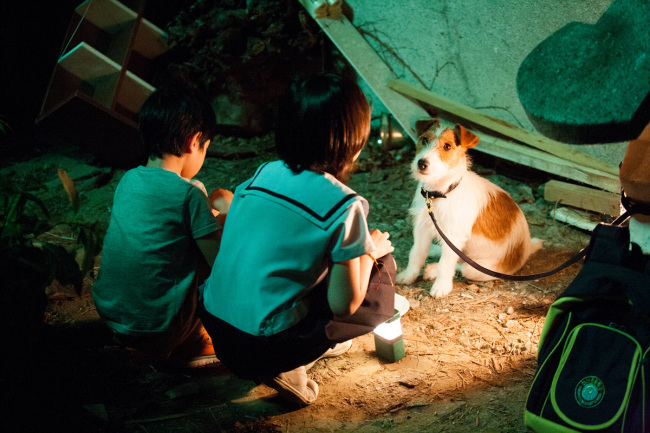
[397,269,419,285]
[429,278,453,298]
[422,263,438,281]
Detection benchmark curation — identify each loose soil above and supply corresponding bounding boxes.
[1,136,595,433]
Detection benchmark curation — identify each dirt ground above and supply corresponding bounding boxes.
[1,134,596,433]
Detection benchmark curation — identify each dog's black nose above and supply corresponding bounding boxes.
[417,159,429,171]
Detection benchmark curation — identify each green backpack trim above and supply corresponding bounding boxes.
[538,297,582,350]
[550,323,642,430]
[524,411,582,433]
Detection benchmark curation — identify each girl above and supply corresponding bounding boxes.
[200,73,396,405]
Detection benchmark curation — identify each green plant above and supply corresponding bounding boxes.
[167,0,321,100]
[0,177,104,354]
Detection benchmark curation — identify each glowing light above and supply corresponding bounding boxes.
[378,113,407,150]
[373,309,405,363]
[374,316,402,340]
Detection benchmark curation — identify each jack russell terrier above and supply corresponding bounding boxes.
[396,119,543,298]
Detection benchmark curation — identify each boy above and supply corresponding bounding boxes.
[92,83,232,368]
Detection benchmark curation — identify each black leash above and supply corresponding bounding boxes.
[420,187,633,281]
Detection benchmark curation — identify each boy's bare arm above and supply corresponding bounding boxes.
[197,189,232,267]
[210,188,233,226]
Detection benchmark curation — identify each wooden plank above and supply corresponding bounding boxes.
[551,207,600,232]
[58,42,121,82]
[439,118,621,193]
[132,19,169,59]
[544,180,621,215]
[388,78,619,177]
[298,0,428,142]
[76,0,137,33]
[117,71,155,114]
[298,2,620,192]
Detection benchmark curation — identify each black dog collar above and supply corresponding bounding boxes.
[420,179,461,200]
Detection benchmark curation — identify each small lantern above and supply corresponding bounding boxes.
[378,113,408,151]
[373,309,405,362]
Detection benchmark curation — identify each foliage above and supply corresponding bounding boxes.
[0,176,104,316]
[165,0,325,104]
[0,175,108,375]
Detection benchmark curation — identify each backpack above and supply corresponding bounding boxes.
[524,223,650,432]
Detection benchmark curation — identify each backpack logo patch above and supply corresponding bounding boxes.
[575,376,605,408]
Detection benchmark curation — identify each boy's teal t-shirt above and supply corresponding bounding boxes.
[92,166,219,336]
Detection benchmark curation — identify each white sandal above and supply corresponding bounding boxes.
[261,365,319,405]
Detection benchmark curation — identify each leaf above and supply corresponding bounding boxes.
[4,193,23,226]
[77,222,106,282]
[82,404,108,421]
[57,168,80,213]
[1,192,50,246]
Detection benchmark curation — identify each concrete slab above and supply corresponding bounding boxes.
[346,0,627,163]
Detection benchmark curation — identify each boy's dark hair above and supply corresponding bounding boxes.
[275,73,371,182]
[138,83,217,159]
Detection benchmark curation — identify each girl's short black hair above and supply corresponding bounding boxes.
[138,83,217,159]
[275,73,371,182]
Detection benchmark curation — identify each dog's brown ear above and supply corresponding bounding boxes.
[415,118,440,137]
[454,124,479,149]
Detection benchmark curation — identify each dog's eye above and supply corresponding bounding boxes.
[443,143,452,151]
[421,137,429,146]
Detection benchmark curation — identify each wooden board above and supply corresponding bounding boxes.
[298,0,429,142]
[58,42,121,82]
[550,207,600,232]
[544,179,621,215]
[76,0,137,32]
[388,78,619,177]
[132,19,169,59]
[476,134,620,193]
[118,71,155,114]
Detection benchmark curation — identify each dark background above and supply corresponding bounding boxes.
[0,0,192,151]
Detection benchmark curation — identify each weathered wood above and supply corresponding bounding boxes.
[76,0,136,30]
[298,0,428,142]
[388,78,619,177]
[58,43,121,83]
[132,19,169,59]
[442,118,621,193]
[551,207,599,232]
[544,179,621,215]
[119,72,155,113]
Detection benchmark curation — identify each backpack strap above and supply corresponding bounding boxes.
[562,223,649,297]
[586,223,632,266]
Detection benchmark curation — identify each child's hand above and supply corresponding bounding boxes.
[210,189,233,214]
[369,229,394,259]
